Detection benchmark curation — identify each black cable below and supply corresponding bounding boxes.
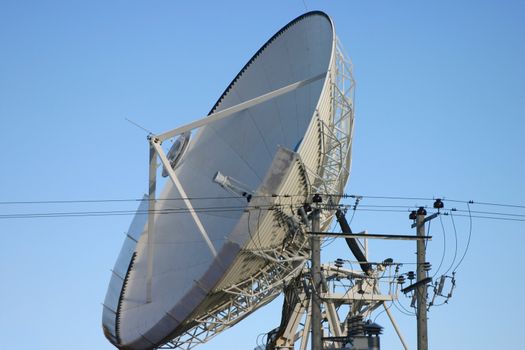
[392,298,415,317]
[326,194,434,201]
[358,204,426,209]
[424,216,432,249]
[3,194,525,211]
[443,212,459,276]
[446,198,525,209]
[323,205,525,219]
[335,207,410,213]
[447,213,525,222]
[432,215,446,279]
[0,194,284,205]
[453,202,473,272]
[321,222,337,248]
[348,207,357,225]
[1,198,524,224]
[451,209,525,218]
[0,205,280,220]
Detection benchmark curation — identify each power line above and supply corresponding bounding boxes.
[1,192,524,225]
[0,205,280,220]
[432,215,446,279]
[340,194,525,211]
[2,193,525,211]
[1,205,524,222]
[446,198,525,210]
[450,209,525,218]
[452,202,473,273]
[355,195,433,201]
[445,213,525,222]
[0,195,282,205]
[443,212,459,275]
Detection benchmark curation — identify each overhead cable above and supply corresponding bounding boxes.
[452,202,473,272]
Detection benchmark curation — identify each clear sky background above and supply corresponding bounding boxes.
[1,1,524,349]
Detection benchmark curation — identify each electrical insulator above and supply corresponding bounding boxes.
[335,258,344,268]
[397,275,406,285]
[437,275,446,295]
[423,262,432,272]
[382,258,394,266]
[364,320,383,337]
[417,207,427,216]
[409,211,417,220]
[433,198,444,209]
[407,271,415,280]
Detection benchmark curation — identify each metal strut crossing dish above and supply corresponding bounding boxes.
[102,11,356,350]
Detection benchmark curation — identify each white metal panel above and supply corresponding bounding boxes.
[103,12,337,350]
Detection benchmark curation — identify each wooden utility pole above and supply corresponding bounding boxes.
[311,195,322,350]
[416,207,428,350]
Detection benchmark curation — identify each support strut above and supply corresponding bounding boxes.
[335,209,372,275]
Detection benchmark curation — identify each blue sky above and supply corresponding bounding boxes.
[1,1,524,349]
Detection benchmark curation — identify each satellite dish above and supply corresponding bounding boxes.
[102,11,355,350]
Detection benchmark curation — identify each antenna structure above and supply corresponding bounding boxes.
[102,11,357,350]
[102,11,446,350]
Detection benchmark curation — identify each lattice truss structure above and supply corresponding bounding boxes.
[319,40,356,195]
[157,38,355,350]
[159,208,311,350]
[262,262,406,350]
[309,40,356,228]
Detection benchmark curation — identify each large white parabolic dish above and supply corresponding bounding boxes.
[103,11,355,350]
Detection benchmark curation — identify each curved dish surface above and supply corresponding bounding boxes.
[103,11,336,349]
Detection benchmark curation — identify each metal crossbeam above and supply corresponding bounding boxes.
[307,231,432,241]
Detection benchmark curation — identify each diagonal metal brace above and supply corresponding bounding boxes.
[156,72,326,141]
[150,137,218,257]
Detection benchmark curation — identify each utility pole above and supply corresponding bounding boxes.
[311,195,322,350]
[416,207,428,350]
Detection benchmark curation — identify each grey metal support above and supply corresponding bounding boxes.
[151,139,218,257]
[382,302,409,350]
[311,203,322,350]
[300,311,311,350]
[416,208,428,350]
[146,142,157,303]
